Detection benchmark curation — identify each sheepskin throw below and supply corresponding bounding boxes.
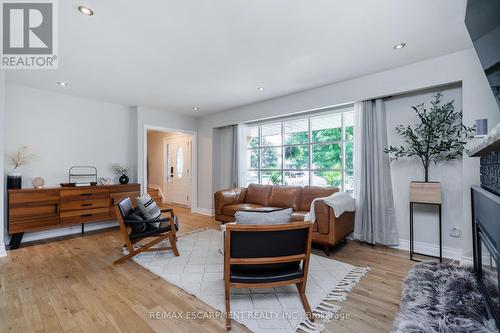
[392,262,498,333]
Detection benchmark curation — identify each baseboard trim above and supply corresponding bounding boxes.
[395,239,463,260]
[192,207,214,216]
[0,244,6,257]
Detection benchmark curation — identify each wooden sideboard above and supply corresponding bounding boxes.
[8,184,140,249]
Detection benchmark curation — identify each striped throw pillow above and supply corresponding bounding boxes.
[136,194,162,227]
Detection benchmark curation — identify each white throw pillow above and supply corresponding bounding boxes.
[136,194,162,227]
[235,208,292,225]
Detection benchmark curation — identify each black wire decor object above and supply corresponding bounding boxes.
[68,166,98,186]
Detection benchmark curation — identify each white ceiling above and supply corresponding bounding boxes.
[6,0,472,116]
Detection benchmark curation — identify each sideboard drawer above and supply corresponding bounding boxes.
[60,198,109,212]
[9,189,59,206]
[60,208,111,225]
[60,188,109,202]
[9,216,60,234]
[9,204,59,221]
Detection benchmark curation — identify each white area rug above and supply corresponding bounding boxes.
[133,229,369,333]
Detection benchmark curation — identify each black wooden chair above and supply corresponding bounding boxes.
[113,197,179,264]
[224,221,314,330]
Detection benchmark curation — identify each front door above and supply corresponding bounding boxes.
[164,135,192,206]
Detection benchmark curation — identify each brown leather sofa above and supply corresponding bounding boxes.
[214,184,355,255]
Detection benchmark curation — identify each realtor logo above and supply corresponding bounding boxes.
[1,0,58,69]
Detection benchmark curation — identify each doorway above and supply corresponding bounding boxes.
[146,129,193,207]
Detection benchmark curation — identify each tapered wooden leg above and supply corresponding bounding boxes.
[297,283,314,322]
[114,234,170,264]
[168,234,180,256]
[113,250,138,264]
[225,284,231,330]
[323,244,330,256]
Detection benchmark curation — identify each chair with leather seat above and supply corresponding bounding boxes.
[113,197,179,264]
[224,221,314,330]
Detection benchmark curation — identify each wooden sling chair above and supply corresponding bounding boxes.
[224,221,314,330]
[113,197,179,264]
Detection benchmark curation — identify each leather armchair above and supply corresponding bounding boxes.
[224,221,314,330]
[113,198,180,264]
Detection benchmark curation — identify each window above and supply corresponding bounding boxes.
[176,146,184,178]
[245,108,354,191]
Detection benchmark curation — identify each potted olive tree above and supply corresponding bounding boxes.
[385,92,474,203]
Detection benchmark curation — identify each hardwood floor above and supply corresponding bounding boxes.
[0,205,415,332]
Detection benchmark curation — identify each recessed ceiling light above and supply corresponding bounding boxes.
[78,5,94,16]
[193,107,200,111]
[57,81,69,87]
[393,42,406,50]
[257,87,265,91]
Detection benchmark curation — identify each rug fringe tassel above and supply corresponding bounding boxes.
[177,227,208,238]
[297,318,325,333]
[295,266,370,332]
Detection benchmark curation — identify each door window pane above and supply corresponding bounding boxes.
[261,171,282,185]
[176,147,184,178]
[261,123,282,146]
[284,145,309,170]
[312,144,342,170]
[284,171,309,186]
[284,119,309,144]
[311,114,342,142]
[312,171,342,188]
[261,147,282,169]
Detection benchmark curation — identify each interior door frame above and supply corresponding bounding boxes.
[163,134,192,206]
[143,125,197,212]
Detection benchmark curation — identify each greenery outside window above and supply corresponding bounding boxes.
[245,108,354,191]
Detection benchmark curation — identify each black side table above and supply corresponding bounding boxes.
[409,201,442,263]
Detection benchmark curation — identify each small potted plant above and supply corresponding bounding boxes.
[7,146,36,189]
[385,92,474,203]
[112,164,130,184]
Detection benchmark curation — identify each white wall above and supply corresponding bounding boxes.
[197,48,500,260]
[5,84,135,187]
[0,71,6,255]
[386,85,463,258]
[212,126,234,193]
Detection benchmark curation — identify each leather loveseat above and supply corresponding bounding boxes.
[214,184,355,255]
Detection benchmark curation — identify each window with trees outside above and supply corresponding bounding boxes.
[245,108,354,191]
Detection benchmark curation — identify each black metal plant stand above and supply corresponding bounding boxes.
[409,202,442,263]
